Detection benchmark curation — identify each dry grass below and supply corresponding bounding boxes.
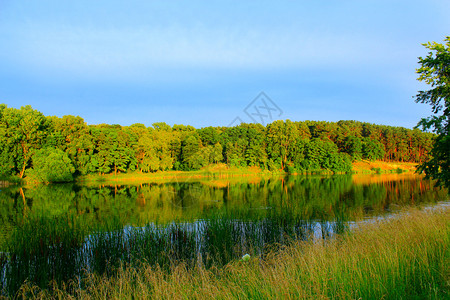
[351,173,422,185]
[352,160,418,174]
[14,206,449,299]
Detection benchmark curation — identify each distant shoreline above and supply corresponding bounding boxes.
[75,161,419,185]
[1,161,419,186]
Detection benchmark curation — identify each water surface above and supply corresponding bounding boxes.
[0,174,448,295]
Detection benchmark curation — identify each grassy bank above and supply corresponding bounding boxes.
[352,160,418,174]
[75,161,418,185]
[75,164,272,185]
[15,206,449,299]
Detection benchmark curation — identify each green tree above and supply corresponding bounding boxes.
[221,126,247,167]
[242,123,266,168]
[361,138,385,161]
[49,115,95,175]
[0,105,49,178]
[90,125,136,175]
[414,37,450,189]
[27,148,75,183]
[302,139,336,171]
[266,120,299,170]
[322,152,352,173]
[211,143,223,163]
[342,136,363,161]
[182,135,201,170]
[0,105,17,177]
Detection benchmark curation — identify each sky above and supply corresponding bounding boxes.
[0,1,449,129]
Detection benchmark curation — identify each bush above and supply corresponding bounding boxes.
[304,139,352,173]
[267,159,282,171]
[322,152,353,173]
[286,165,297,174]
[371,167,382,174]
[27,148,75,183]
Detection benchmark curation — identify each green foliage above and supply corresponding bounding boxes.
[50,115,96,175]
[266,120,300,170]
[362,137,385,161]
[415,37,450,190]
[304,139,337,168]
[184,142,224,169]
[342,136,362,161]
[211,142,224,163]
[0,104,437,178]
[0,105,49,178]
[27,148,75,183]
[372,167,382,174]
[182,135,202,170]
[90,126,137,174]
[286,165,298,174]
[301,139,351,172]
[323,152,353,173]
[136,127,173,172]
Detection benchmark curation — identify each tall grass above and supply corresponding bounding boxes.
[1,211,340,297]
[0,216,88,296]
[12,206,449,299]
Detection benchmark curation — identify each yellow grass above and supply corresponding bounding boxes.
[352,160,418,173]
[351,173,422,185]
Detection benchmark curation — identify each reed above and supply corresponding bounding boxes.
[9,206,448,299]
[0,215,88,296]
[1,210,337,297]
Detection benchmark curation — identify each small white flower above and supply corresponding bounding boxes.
[241,254,250,262]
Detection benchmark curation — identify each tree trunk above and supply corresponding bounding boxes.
[20,188,26,206]
[19,161,26,178]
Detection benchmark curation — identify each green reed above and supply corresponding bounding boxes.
[8,206,448,299]
[1,210,339,297]
[1,215,88,296]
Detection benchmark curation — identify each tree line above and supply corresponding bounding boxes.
[0,104,435,182]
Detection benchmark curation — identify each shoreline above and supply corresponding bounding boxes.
[2,161,420,186]
[76,161,419,185]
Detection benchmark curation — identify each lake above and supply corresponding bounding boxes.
[0,173,448,295]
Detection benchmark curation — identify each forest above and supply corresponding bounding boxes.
[0,104,435,182]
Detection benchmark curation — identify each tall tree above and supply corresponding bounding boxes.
[182,135,201,170]
[49,115,95,175]
[211,143,224,163]
[0,105,49,178]
[266,120,299,170]
[414,37,450,190]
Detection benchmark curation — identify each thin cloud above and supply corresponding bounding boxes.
[8,24,400,78]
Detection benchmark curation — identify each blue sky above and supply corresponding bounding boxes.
[0,1,449,128]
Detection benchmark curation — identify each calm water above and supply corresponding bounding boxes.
[0,174,448,295]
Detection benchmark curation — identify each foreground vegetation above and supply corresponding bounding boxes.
[414,36,450,190]
[6,206,448,299]
[1,211,335,296]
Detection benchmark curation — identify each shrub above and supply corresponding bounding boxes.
[27,148,75,183]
